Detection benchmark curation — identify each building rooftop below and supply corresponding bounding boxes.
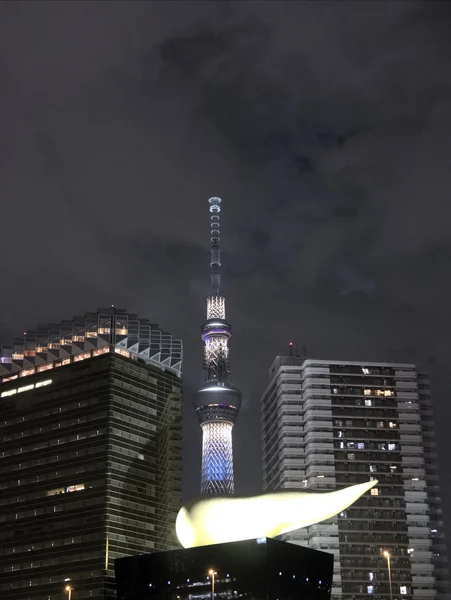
[0,307,182,382]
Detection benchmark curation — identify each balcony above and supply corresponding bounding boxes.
[400,423,422,432]
[304,430,331,443]
[412,591,436,598]
[412,576,436,586]
[303,409,333,419]
[399,434,423,444]
[305,442,334,452]
[305,453,335,465]
[306,465,335,476]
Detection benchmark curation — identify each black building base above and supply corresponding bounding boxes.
[115,537,333,600]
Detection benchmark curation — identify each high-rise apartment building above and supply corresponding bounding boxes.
[0,307,182,600]
[262,355,450,600]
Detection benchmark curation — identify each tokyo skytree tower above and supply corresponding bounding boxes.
[193,197,242,496]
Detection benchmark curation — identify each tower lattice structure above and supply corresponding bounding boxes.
[193,197,242,496]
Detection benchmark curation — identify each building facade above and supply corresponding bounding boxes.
[0,308,182,600]
[193,197,241,496]
[115,537,333,600]
[261,356,450,600]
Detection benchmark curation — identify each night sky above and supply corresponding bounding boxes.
[1,1,451,551]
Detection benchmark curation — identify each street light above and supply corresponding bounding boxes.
[383,551,393,600]
[64,581,73,600]
[208,569,217,600]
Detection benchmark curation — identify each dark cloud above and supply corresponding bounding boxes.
[1,0,451,551]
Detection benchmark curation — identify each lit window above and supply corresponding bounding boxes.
[388,443,396,451]
[378,443,386,450]
[357,442,365,449]
[362,368,370,374]
[400,586,407,595]
[73,352,91,362]
[365,399,372,406]
[317,475,325,478]
[20,368,36,377]
[375,389,384,396]
[367,586,374,594]
[1,388,17,398]
[98,328,110,335]
[18,384,34,393]
[12,353,24,360]
[48,343,60,350]
[115,348,131,358]
[0,356,13,364]
[339,442,344,449]
[73,335,85,342]
[47,488,65,496]
[66,484,85,493]
[24,350,36,357]
[338,431,343,438]
[369,572,374,581]
[116,328,128,335]
[389,422,397,428]
[348,453,355,460]
[347,442,355,448]
[371,488,379,496]
[332,387,338,394]
[2,374,17,381]
[60,339,72,345]
[369,465,376,473]
[385,390,394,397]
[36,346,47,353]
[37,364,53,372]
[35,379,52,388]
[86,331,98,338]
[93,347,109,356]
[377,421,384,428]
[364,389,372,396]
[390,465,397,472]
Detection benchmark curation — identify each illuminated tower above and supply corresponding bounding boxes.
[193,197,242,495]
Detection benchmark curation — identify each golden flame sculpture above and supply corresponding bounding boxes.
[176,479,377,548]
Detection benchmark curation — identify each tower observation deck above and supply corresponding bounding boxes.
[193,197,241,496]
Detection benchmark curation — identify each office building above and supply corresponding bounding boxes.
[261,354,450,600]
[193,197,241,495]
[0,307,182,600]
[115,537,333,600]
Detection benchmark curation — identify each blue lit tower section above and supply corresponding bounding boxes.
[193,197,242,496]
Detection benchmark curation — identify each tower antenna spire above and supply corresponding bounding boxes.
[209,196,221,296]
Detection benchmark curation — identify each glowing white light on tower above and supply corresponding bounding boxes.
[204,337,229,365]
[201,421,234,495]
[207,297,225,320]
